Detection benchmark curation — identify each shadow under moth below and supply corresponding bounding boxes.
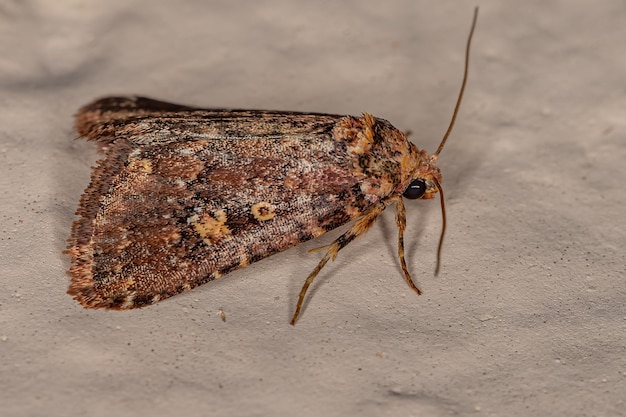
[66,9,478,324]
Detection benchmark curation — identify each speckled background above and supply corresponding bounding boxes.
[1,1,624,416]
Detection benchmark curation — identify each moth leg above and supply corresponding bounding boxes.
[290,202,386,325]
[307,244,331,254]
[393,196,422,296]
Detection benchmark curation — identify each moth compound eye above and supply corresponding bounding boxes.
[403,178,427,199]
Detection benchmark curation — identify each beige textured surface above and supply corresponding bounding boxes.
[1,1,624,416]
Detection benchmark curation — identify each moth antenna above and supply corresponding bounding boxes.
[434,7,478,156]
[433,177,446,276]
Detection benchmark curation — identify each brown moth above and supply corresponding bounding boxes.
[66,9,478,324]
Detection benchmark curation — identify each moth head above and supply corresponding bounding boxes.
[402,177,440,200]
[401,152,442,200]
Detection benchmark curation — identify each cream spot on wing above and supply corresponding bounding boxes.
[188,210,231,245]
[251,201,276,221]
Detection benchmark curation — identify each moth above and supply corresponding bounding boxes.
[66,9,478,324]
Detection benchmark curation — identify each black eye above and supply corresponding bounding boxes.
[403,178,427,199]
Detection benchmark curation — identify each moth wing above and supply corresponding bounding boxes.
[67,104,374,309]
[75,96,344,144]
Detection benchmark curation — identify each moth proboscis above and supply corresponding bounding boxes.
[66,9,478,324]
